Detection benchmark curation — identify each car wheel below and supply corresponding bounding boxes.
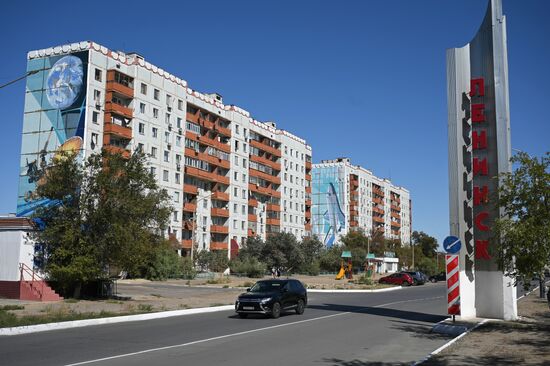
[238,313,248,318]
[271,302,281,319]
[402,281,411,287]
[295,299,305,315]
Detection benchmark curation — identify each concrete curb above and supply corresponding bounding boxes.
[0,286,403,336]
[0,305,234,337]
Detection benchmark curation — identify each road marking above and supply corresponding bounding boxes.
[64,295,444,366]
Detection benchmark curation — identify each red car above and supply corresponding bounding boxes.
[379,272,413,286]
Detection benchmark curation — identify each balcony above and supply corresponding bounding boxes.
[305,199,312,207]
[104,122,132,140]
[106,81,133,99]
[250,154,281,172]
[305,210,311,218]
[350,209,358,216]
[185,131,231,154]
[248,214,257,222]
[103,145,130,159]
[248,183,281,198]
[185,166,230,185]
[305,173,312,181]
[183,184,198,195]
[373,188,385,196]
[391,221,401,228]
[183,202,197,212]
[198,151,230,169]
[391,204,401,211]
[250,139,282,158]
[305,161,312,170]
[247,228,255,237]
[266,218,280,226]
[211,191,229,201]
[266,203,280,211]
[373,206,384,215]
[305,223,312,231]
[391,211,401,219]
[105,101,133,119]
[373,197,384,205]
[211,207,230,217]
[181,239,192,249]
[305,186,312,194]
[213,123,231,137]
[210,241,228,250]
[210,225,229,234]
[249,168,281,185]
[373,216,385,224]
[350,220,359,227]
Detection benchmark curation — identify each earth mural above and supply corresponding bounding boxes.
[45,55,84,109]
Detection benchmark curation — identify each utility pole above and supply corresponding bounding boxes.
[411,240,414,270]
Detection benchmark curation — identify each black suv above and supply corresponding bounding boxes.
[235,279,307,318]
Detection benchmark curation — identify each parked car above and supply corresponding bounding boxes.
[379,272,414,286]
[402,271,426,285]
[235,279,307,319]
[429,272,446,283]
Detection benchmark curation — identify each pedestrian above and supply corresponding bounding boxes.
[276,267,281,278]
[271,267,276,278]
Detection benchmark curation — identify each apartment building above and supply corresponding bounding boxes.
[311,158,411,247]
[17,41,312,258]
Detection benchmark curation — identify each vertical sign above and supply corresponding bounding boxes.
[446,254,460,315]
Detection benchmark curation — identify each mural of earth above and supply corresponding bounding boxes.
[45,55,84,109]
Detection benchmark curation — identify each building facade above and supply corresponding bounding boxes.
[17,41,312,258]
[311,158,411,247]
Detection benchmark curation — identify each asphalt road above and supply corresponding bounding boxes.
[0,283,451,366]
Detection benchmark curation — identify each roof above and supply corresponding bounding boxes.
[0,217,35,230]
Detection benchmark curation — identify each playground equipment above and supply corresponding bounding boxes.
[336,251,353,280]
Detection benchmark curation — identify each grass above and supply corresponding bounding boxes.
[0,305,24,311]
[137,304,153,312]
[64,299,79,304]
[150,293,163,298]
[206,276,231,285]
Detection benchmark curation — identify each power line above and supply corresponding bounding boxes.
[0,70,39,90]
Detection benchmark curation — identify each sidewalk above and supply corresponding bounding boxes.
[422,289,550,365]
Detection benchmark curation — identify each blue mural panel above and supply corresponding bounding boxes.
[312,166,346,247]
[17,51,89,217]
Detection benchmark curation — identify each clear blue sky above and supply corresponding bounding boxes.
[0,1,548,247]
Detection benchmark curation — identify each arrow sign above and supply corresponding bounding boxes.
[443,236,462,254]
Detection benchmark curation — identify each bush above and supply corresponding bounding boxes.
[356,274,374,285]
[179,257,196,279]
[142,245,181,280]
[300,261,320,276]
[229,257,266,278]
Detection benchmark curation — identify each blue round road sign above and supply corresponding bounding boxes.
[443,236,462,254]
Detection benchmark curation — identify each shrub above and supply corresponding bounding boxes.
[229,257,266,278]
[142,245,181,280]
[179,256,196,279]
[300,261,320,276]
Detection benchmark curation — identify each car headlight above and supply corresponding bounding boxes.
[260,297,272,303]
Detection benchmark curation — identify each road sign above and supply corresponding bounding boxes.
[443,236,462,254]
[446,254,460,316]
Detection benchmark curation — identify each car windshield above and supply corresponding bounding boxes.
[249,281,285,293]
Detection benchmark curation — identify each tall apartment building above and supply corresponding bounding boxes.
[311,158,411,247]
[16,41,312,258]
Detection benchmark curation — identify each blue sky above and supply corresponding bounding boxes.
[0,1,548,247]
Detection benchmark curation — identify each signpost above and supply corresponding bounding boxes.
[444,236,461,319]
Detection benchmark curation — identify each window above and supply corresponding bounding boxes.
[137,143,144,152]
[234,140,239,151]
[164,131,170,143]
[178,99,183,110]
[95,69,102,82]
[233,203,237,212]
[152,127,158,138]
[186,122,200,134]
[203,200,207,209]
[151,147,157,158]
[242,173,246,183]
[141,83,147,95]
[241,205,246,215]
[164,150,169,162]
[234,156,239,166]
[173,211,179,222]
[242,189,246,199]
[93,89,101,101]
[242,221,245,230]
[153,108,159,118]
[150,167,156,176]
[176,117,182,129]
[243,143,247,153]
[243,158,247,168]
[165,113,171,125]
[92,111,99,124]
[176,136,182,147]
[234,187,238,197]
[163,170,169,182]
[139,103,146,114]
[154,89,160,100]
[234,172,238,181]
[235,125,240,134]
[175,173,180,184]
[138,123,145,135]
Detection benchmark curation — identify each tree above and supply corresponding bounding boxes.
[31,150,172,296]
[263,232,304,273]
[412,231,438,258]
[495,151,550,282]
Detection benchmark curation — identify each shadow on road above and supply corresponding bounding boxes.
[389,319,453,341]
[308,303,447,324]
[321,358,410,366]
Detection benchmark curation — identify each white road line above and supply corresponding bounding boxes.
[64,295,444,366]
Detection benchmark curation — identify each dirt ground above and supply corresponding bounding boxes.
[3,273,391,318]
[424,290,550,365]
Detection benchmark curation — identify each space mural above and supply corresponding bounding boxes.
[17,51,89,216]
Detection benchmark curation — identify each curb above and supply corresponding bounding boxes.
[308,286,402,293]
[0,305,234,337]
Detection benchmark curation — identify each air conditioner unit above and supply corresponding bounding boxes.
[167,144,172,150]
[178,128,183,135]
[176,164,181,171]
[167,106,172,112]
[168,124,172,131]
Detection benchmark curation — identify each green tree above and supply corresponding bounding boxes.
[238,236,264,260]
[263,232,304,273]
[495,152,550,282]
[31,150,172,296]
[412,231,438,258]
